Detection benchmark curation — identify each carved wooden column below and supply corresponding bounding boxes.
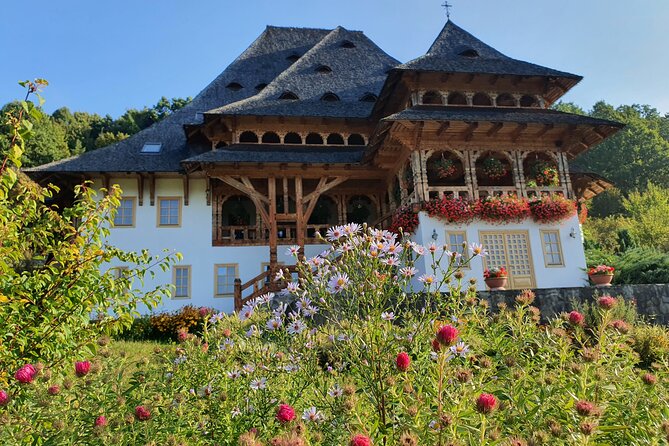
[559,152,573,198]
[268,177,278,271]
[516,151,528,197]
[295,176,305,256]
[509,150,523,197]
[410,151,428,203]
[467,151,480,199]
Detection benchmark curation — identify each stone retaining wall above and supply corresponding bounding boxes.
[479,284,669,325]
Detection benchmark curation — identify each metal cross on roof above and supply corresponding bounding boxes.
[441,1,453,20]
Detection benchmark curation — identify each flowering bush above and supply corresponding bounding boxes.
[424,196,476,224]
[2,226,669,445]
[484,266,508,279]
[588,264,615,275]
[475,195,531,223]
[394,196,580,234]
[387,205,418,235]
[529,194,577,223]
[481,157,508,180]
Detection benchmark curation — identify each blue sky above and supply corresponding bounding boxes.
[2,0,668,116]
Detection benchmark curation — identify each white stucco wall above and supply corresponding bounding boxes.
[101,177,589,313]
[412,212,588,291]
[102,178,326,314]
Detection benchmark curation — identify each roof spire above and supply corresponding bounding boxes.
[441,1,453,20]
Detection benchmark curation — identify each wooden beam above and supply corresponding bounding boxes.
[510,123,528,143]
[461,122,479,142]
[219,176,269,205]
[268,176,278,270]
[295,176,305,253]
[436,121,451,136]
[465,73,476,84]
[302,177,348,204]
[148,173,155,206]
[556,124,577,145]
[486,122,504,137]
[488,74,500,85]
[183,175,189,206]
[136,174,144,206]
[535,123,554,138]
[101,173,110,194]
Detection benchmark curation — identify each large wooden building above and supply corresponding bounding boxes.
[28,21,621,313]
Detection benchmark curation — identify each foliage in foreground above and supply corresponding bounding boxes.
[1,227,668,445]
[0,81,178,378]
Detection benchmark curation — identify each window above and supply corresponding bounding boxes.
[215,264,238,297]
[279,91,299,100]
[261,132,280,144]
[305,133,324,145]
[114,197,135,227]
[422,91,443,105]
[226,82,243,91]
[284,132,302,144]
[326,133,345,145]
[286,54,300,63]
[341,40,356,48]
[459,48,480,58]
[446,231,469,268]
[541,230,564,267]
[347,134,366,146]
[141,143,162,153]
[316,65,332,74]
[239,131,259,143]
[255,83,268,91]
[157,197,181,227]
[321,92,340,102]
[110,266,130,291]
[359,93,377,102]
[173,266,191,299]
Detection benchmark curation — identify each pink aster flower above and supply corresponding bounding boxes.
[418,274,436,286]
[134,405,151,421]
[94,415,108,427]
[47,385,60,396]
[0,390,9,406]
[15,364,37,384]
[350,434,372,446]
[276,403,296,424]
[436,324,459,346]
[476,393,497,414]
[598,295,617,310]
[396,352,411,372]
[568,311,585,326]
[328,273,350,294]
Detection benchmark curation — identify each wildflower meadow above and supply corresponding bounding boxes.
[1,225,669,445]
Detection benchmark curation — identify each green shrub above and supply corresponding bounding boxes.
[630,324,669,368]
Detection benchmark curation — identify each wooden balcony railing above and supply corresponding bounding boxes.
[214,224,330,246]
[427,186,471,201]
[234,265,299,311]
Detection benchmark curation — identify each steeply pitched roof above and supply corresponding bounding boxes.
[382,106,623,127]
[183,145,365,164]
[205,26,399,119]
[27,26,332,173]
[396,21,581,79]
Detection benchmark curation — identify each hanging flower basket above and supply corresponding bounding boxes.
[430,156,457,179]
[529,161,559,187]
[481,157,508,180]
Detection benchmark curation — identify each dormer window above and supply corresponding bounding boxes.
[459,49,480,58]
[141,142,162,153]
[226,82,243,91]
[279,91,299,100]
[255,83,268,91]
[341,40,356,49]
[359,93,378,102]
[287,54,300,63]
[321,92,340,102]
[316,65,332,74]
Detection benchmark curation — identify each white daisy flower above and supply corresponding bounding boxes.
[250,377,267,391]
[302,406,324,423]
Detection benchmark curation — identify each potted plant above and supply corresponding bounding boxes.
[588,264,614,286]
[481,157,508,180]
[431,156,457,179]
[484,266,508,290]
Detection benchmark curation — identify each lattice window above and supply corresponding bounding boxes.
[541,230,564,266]
[173,266,191,298]
[215,264,238,297]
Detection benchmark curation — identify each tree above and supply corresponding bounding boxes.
[0,80,178,373]
[622,182,669,251]
[94,130,128,149]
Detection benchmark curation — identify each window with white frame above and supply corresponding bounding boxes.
[446,231,469,268]
[215,264,238,297]
[541,230,564,267]
[114,198,135,227]
[158,197,181,226]
[173,266,191,298]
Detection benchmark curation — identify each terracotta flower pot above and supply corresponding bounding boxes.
[485,277,507,291]
[589,273,613,287]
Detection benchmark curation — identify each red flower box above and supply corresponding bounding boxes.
[424,196,476,224]
[475,196,530,223]
[529,194,577,223]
